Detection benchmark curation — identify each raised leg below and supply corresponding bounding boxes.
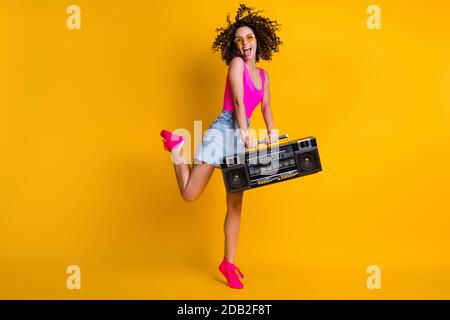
[171,147,216,202]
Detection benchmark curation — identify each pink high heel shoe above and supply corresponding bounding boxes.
[219,257,244,289]
[160,129,185,152]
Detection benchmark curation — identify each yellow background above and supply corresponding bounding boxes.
[1,0,450,299]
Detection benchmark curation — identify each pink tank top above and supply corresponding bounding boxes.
[222,58,265,119]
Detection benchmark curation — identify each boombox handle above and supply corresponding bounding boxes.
[246,134,290,150]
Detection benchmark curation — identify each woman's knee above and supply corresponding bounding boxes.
[226,191,243,212]
[181,189,199,202]
[226,200,242,213]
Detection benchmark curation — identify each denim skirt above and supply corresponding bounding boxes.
[193,110,250,168]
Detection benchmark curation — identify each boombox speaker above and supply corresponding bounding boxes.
[295,149,322,176]
[222,164,251,192]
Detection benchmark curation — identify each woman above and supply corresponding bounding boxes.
[160,4,282,289]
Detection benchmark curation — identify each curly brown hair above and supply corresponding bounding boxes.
[212,3,283,65]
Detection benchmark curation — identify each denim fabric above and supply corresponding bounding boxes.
[193,110,250,168]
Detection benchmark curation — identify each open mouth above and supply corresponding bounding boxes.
[243,47,251,55]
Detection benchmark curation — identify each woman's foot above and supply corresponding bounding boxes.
[219,257,244,289]
[160,129,185,152]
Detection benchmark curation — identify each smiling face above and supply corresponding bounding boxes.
[234,26,257,61]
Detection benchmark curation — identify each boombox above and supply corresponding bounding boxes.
[220,135,322,193]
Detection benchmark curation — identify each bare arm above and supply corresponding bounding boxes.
[261,71,278,143]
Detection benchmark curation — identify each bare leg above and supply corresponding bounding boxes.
[170,147,215,202]
[223,190,244,263]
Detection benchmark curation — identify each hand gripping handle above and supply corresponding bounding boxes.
[245,134,290,150]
